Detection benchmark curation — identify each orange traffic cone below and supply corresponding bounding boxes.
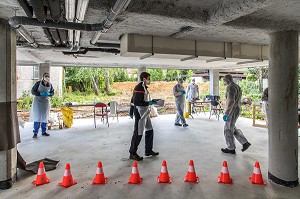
[32,162,50,186]
[184,160,199,183]
[93,161,107,184]
[158,160,171,183]
[128,161,142,184]
[218,161,232,184]
[58,163,77,188]
[249,162,266,185]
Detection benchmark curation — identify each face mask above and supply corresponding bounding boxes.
[146,80,151,85]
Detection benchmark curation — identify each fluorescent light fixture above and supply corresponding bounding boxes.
[180,55,198,62]
[140,53,154,60]
[206,57,226,63]
[236,60,263,65]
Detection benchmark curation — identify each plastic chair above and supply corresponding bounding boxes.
[94,102,109,128]
[209,100,224,121]
[109,101,119,122]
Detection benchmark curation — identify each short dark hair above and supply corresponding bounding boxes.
[43,72,49,77]
[140,72,150,81]
[223,74,233,82]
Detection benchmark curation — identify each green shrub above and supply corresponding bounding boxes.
[18,91,33,110]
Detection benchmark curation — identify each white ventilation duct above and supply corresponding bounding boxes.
[73,0,89,51]
[65,0,75,47]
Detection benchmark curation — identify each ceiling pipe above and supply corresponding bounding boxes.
[49,29,61,46]
[90,0,132,45]
[43,28,55,45]
[93,42,120,48]
[47,0,61,22]
[73,0,90,51]
[16,26,38,48]
[30,0,46,22]
[62,47,120,55]
[9,16,104,31]
[16,0,33,18]
[65,0,75,47]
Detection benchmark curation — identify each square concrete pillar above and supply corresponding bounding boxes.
[0,19,20,190]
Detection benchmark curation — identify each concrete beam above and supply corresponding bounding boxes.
[225,16,300,32]
[207,0,275,25]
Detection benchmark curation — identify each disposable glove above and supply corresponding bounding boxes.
[148,101,158,105]
[186,95,188,100]
[223,114,228,122]
[46,92,51,96]
[181,90,186,94]
[40,91,48,96]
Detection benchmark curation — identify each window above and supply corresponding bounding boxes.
[33,66,39,80]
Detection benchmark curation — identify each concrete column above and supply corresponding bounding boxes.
[0,20,19,190]
[268,31,299,187]
[39,62,51,79]
[209,69,219,96]
[137,67,146,82]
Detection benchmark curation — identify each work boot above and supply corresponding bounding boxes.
[129,154,143,161]
[42,132,50,136]
[32,134,37,139]
[183,123,189,127]
[174,123,182,126]
[241,142,251,152]
[221,148,236,154]
[145,150,159,157]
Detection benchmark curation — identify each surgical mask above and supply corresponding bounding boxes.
[146,80,151,85]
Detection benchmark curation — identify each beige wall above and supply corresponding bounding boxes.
[17,66,63,98]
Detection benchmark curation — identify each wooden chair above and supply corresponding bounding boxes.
[94,102,109,128]
[209,100,224,121]
[194,103,206,115]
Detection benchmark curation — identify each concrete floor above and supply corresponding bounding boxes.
[0,114,300,199]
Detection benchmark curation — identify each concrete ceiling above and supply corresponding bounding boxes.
[1,0,299,69]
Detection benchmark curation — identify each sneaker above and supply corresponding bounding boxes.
[42,132,50,136]
[242,142,251,152]
[183,124,189,127]
[129,154,143,161]
[32,134,37,139]
[174,123,182,126]
[145,150,159,156]
[221,148,236,154]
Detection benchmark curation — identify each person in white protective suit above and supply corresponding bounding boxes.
[186,79,199,113]
[29,73,54,139]
[173,78,188,127]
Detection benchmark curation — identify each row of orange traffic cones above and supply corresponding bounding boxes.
[33,160,266,187]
